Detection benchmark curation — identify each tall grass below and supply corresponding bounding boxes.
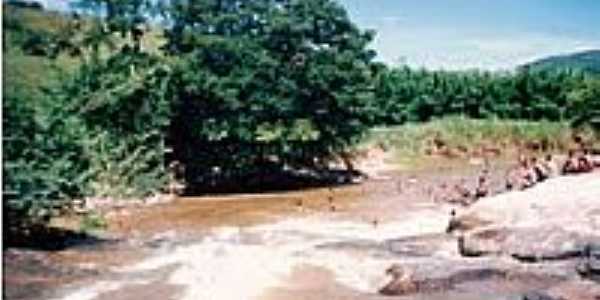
[363,116,596,164]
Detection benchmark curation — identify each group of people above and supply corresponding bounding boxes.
[562,149,598,174]
[505,154,558,191]
[507,148,599,192]
[434,147,599,207]
[433,168,491,207]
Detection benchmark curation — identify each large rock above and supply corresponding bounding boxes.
[459,226,595,261]
[576,243,600,282]
[377,257,566,296]
[378,263,419,295]
[452,173,600,261]
[378,261,504,296]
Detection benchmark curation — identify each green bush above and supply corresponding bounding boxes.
[3,90,86,229]
[3,4,171,229]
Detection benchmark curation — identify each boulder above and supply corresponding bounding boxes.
[453,173,600,234]
[576,243,600,282]
[451,173,600,262]
[378,264,418,296]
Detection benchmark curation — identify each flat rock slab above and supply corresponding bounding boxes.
[546,280,600,300]
[460,226,599,262]
[378,256,568,296]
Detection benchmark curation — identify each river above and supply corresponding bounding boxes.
[5,160,578,300]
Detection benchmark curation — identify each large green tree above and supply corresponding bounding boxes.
[162,0,378,186]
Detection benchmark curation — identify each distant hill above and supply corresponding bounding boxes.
[523,50,600,74]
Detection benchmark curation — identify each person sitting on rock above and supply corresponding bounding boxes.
[506,155,538,190]
[434,181,469,206]
[445,209,461,233]
[453,179,473,206]
[563,150,580,175]
[541,154,559,178]
[530,156,549,182]
[516,156,536,189]
[505,166,523,191]
[433,182,450,203]
[474,174,490,199]
[579,149,594,173]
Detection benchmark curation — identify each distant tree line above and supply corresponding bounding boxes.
[371,65,600,127]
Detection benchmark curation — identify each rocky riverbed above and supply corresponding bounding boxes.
[4,159,600,300]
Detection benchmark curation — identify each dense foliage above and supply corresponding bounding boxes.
[567,77,600,130]
[3,0,378,224]
[371,66,598,126]
[3,6,87,232]
[3,2,171,230]
[2,1,600,230]
[163,0,377,187]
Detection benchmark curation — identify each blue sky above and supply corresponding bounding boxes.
[37,0,600,70]
[339,0,600,70]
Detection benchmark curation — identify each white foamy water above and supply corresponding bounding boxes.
[53,208,450,300]
[56,281,128,300]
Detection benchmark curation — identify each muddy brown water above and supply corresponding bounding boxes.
[3,158,573,300]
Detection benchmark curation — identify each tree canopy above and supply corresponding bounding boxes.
[160,0,378,187]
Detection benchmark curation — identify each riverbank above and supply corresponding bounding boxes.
[5,155,599,300]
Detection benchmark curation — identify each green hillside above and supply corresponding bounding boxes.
[523,50,600,74]
[3,2,163,100]
[3,3,80,99]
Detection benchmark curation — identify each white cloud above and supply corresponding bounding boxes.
[379,16,406,26]
[369,25,600,70]
[35,0,71,11]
